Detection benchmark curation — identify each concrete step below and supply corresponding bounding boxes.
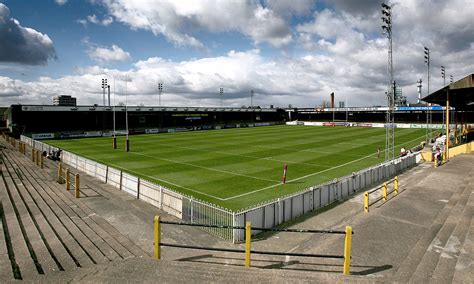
[0,170,38,279]
[2,153,79,272]
[9,149,147,259]
[431,180,474,283]
[0,201,15,280]
[408,175,472,282]
[17,155,146,260]
[393,174,468,281]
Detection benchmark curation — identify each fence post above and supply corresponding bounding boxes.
[154,216,161,259]
[40,155,44,169]
[57,162,63,183]
[36,150,40,166]
[343,226,353,275]
[394,176,399,195]
[32,149,35,162]
[66,169,70,190]
[364,192,369,213]
[245,222,251,268]
[75,174,80,198]
[382,182,387,202]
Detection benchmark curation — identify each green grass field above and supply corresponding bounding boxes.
[46,125,426,211]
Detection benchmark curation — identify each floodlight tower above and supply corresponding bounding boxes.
[125,74,130,152]
[250,89,254,109]
[101,78,108,106]
[424,47,431,142]
[450,74,453,84]
[219,87,224,107]
[158,82,163,106]
[441,66,446,132]
[382,2,395,161]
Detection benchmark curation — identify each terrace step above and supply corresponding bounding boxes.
[430,178,474,283]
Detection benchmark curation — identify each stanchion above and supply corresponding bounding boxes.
[75,174,80,198]
[382,182,388,202]
[40,155,44,169]
[36,150,40,166]
[364,192,369,213]
[66,169,70,190]
[394,176,399,195]
[343,226,352,275]
[57,162,63,183]
[245,222,251,268]
[154,216,161,259]
[32,149,36,163]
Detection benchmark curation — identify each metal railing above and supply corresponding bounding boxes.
[153,216,354,275]
[57,162,81,198]
[364,176,398,213]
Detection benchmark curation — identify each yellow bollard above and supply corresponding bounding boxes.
[364,192,369,213]
[245,222,251,268]
[154,216,161,259]
[57,162,63,183]
[66,169,70,190]
[382,182,387,202]
[394,176,399,195]
[36,150,40,166]
[32,149,36,162]
[75,174,80,198]
[40,155,44,169]
[343,226,353,275]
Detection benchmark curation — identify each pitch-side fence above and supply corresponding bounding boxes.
[21,135,418,243]
[154,216,354,275]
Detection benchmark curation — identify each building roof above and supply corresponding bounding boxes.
[422,74,474,110]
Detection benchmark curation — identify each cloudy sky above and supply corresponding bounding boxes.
[0,0,473,108]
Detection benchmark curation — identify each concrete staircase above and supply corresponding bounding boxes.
[0,143,147,281]
[393,157,474,282]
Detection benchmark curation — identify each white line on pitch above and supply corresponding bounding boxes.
[222,133,427,201]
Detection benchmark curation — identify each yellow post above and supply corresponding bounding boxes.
[75,174,80,198]
[57,162,63,183]
[40,155,44,169]
[382,182,387,202]
[364,192,369,213]
[245,222,251,268]
[343,226,353,275]
[445,95,449,161]
[66,169,70,190]
[36,150,40,166]
[154,216,161,259]
[394,176,399,195]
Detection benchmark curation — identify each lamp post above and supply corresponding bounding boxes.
[250,89,254,109]
[158,82,163,106]
[441,66,446,132]
[113,77,117,149]
[382,2,395,161]
[219,87,223,107]
[125,74,130,152]
[424,46,431,142]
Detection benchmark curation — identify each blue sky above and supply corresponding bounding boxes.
[0,0,473,107]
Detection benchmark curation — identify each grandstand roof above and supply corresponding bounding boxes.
[422,73,474,110]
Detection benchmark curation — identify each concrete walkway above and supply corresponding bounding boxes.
[1,137,473,283]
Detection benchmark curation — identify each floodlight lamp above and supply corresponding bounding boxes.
[382,10,390,16]
[381,3,391,9]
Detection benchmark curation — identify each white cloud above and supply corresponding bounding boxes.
[88,45,131,62]
[55,0,67,5]
[86,14,114,26]
[96,0,295,48]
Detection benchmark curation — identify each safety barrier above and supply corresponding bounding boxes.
[153,216,354,275]
[363,176,398,213]
[57,162,81,198]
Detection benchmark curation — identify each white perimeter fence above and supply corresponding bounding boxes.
[21,135,419,243]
